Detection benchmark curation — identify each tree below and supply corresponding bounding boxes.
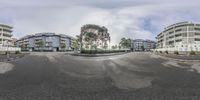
[103,42,108,50]
[36,40,44,51]
[76,35,80,42]
[119,37,131,49]
[111,45,118,50]
[85,45,89,49]
[20,44,28,50]
[141,45,145,51]
[111,45,115,50]
[61,43,66,49]
[118,45,121,50]
[84,32,97,50]
[72,39,79,50]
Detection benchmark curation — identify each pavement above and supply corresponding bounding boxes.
[0,53,27,62]
[0,52,200,100]
[156,53,200,61]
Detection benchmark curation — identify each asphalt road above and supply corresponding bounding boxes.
[0,52,200,100]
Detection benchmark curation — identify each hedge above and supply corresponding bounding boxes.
[80,50,130,54]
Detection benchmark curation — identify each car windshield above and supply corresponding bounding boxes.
[0,0,200,100]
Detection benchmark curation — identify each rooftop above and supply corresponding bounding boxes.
[0,24,13,29]
[18,32,74,40]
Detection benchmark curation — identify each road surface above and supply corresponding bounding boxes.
[0,52,200,100]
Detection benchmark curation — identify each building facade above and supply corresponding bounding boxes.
[80,24,110,50]
[16,33,73,51]
[0,24,13,46]
[0,24,21,52]
[131,39,156,51]
[156,22,200,52]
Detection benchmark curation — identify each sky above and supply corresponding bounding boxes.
[1,0,200,45]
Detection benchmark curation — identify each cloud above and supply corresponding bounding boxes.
[0,0,200,45]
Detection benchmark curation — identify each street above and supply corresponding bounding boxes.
[0,52,200,100]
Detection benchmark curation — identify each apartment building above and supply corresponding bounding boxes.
[156,22,200,52]
[0,24,13,46]
[16,33,73,51]
[0,24,21,52]
[131,39,156,51]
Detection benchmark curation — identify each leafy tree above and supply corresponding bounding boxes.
[103,42,108,50]
[20,44,28,50]
[84,32,97,50]
[119,38,131,49]
[111,45,118,50]
[85,45,89,49]
[118,45,121,50]
[111,46,115,50]
[76,35,80,42]
[71,35,81,51]
[141,45,145,51]
[72,39,79,50]
[36,40,44,51]
[61,43,66,49]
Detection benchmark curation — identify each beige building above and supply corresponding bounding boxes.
[156,22,200,52]
[0,24,13,46]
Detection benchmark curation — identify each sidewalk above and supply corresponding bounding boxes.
[157,53,200,61]
[0,53,28,62]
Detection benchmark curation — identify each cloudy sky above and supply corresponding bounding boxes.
[0,0,200,45]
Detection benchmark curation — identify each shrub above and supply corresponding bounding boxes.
[190,51,196,55]
[165,50,168,54]
[15,51,20,54]
[80,50,127,54]
[174,51,179,55]
[5,51,10,55]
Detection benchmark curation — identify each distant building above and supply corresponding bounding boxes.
[131,39,156,51]
[80,24,110,50]
[12,38,17,46]
[156,21,200,52]
[16,33,73,51]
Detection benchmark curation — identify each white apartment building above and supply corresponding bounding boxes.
[0,24,13,46]
[156,22,200,52]
[0,24,20,52]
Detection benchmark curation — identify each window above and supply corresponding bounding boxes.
[195,33,200,35]
[182,33,187,37]
[194,28,200,31]
[175,34,181,37]
[175,29,182,32]
[176,39,182,42]
[169,31,174,34]
[195,38,200,41]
